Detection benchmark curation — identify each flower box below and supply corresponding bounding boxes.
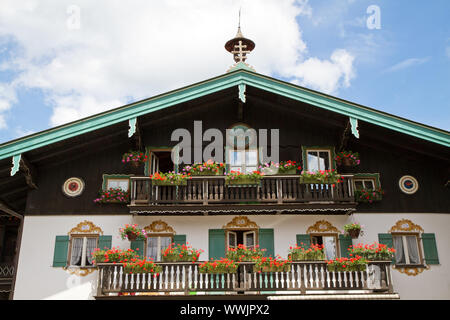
[150,172,190,186]
[253,257,292,273]
[152,179,188,186]
[334,151,360,167]
[289,244,325,261]
[225,177,261,186]
[189,168,224,176]
[354,188,384,203]
[94,188,130,204]
[182,161,225,176]
[326,256,368,272]
[161,243,203,263]
[299,170,342,185]
[259,161,300,175]
[199,258,238,274]
[122,151,148,167]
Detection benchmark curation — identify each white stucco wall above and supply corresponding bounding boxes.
[13,213,450,300]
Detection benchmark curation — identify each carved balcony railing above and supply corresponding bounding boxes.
[96,261,394,297]
[129,175,355,211]
[0,263,15,295]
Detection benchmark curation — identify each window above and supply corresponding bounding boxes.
[311,235,338,260]
[302,147,335,172]
[102,174,131,192]
[69,236,98,267]
[392,234,422,265]
[229,149,258,173]
[146,235,173,261]
[227,230,257,250]
[353,174,380,191]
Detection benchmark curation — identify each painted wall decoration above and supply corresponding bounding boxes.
[399,175,419,195]
[62,177,85,197]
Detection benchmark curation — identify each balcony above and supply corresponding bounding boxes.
[129,175,356,214]
[96,261,397,299]
[0,263,15,299]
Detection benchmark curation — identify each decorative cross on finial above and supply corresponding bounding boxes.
[231,40,251,63]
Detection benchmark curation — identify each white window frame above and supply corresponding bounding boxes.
[228,149,259,173]
[311,234,338,260]
[226,229,258,251]
[243,231,256,249]
[305,149,332,172]
[392,233,423,266]
[69,236,98,268]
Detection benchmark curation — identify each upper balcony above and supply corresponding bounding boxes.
[129,175,356,215]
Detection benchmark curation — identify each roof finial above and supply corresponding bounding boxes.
[225,10,255,72]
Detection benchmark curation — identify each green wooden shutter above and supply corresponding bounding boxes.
[259,229,274,257]
[339,235,353,258]
[208,229,226,260]
[173,234,186,246]
[98,235,112,250]
[53,236,69,267]
[422,233,439,265]
[296,234,311,250]
[130,240,146,258]
[378,233,394,263]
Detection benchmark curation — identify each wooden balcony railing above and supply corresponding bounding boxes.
[96,261,393,297]
[130,175,355,207]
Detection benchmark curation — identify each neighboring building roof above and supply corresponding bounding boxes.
[1,65,449,162]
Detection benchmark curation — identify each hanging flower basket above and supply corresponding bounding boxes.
[122,151,148,167]
[347,229,360,239]
[344,223,363,239]
[335,151,360,167]
[119,224,147,241]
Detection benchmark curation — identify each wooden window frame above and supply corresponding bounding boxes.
[102,174,132,192]
[225,229,259,252]
[391,232,425,267]
[67,234,99,268]
[301,146,336,171]
[353,173,381,191]
[310,232,340,258]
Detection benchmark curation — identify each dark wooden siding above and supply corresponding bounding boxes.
[24,90,450,214]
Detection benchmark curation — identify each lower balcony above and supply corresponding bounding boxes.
[96,261,398,300]
[0,263,15,299]
[129,175,356,215]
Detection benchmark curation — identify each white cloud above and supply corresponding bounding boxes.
[290,49,355,93]
[383,57,430,73]
[0,0,355,128]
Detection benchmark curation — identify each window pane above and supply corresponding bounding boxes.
[147,237,158,261]
[230,151,243,166]
[355,181,364,190]
[307,152,319,171]
[318,152,330,170]
[406,236,420,264]
[364,180,375,190]
[245,232,255,248]
[246,151,258,165]
[70,238,83,266]
[85,238,97,266]
[107,179,129,191]
[393,236,406,264]
[323,236,336,260]
[160,237,172,258]
[228,232,236,248]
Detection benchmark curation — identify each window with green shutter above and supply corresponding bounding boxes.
[53,236,70,267]
[296,234,311,249]
[173,234,187,246]
[209,229,226,260]
[422,233,439,265]
[131,239,145,258]
[258,229,274,257]
[339,235,353,258]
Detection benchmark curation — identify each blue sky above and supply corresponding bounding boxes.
[0,0,449,144]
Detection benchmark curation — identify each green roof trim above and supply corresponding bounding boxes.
[0,68,449,161]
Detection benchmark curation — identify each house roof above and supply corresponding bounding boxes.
[1,64,449,163]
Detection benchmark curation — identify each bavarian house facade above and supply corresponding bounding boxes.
[0,29,449,300]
